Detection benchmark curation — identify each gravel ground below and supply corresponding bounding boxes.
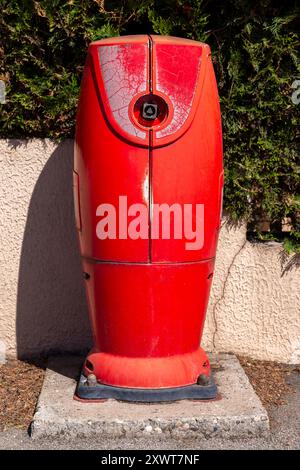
[0,360,45,431]
[238,356,295,407]
[0,368,299,450]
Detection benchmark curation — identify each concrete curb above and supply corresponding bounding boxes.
[31,354,269,440]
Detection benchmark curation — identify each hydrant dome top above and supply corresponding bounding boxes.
[90,35,209,49]
[85,35,211,147]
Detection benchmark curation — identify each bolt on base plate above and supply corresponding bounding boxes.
[75,371,218,402]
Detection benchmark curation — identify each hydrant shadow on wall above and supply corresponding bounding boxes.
[74,35,223,402]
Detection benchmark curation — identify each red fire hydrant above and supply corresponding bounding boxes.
[74,35,223,401]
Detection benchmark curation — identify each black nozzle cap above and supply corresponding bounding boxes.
[142,102,158,120]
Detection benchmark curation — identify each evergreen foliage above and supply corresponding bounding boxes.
[0,1,299,252]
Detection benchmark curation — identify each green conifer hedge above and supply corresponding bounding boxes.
[0,1,299,252]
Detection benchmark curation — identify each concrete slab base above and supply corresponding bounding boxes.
[31,354,269,440]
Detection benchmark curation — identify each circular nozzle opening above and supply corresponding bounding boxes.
[133,93,169,128]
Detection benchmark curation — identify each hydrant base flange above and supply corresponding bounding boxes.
[75,372,217,403]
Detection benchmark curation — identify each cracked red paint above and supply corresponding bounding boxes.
[98,44,148,139]
[155,45,202,138]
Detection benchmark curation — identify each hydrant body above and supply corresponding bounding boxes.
[74,35,223,401]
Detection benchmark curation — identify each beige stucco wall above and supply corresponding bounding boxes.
[0,139,299,363]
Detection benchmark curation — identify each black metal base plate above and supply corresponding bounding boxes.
[75,372,218,403]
